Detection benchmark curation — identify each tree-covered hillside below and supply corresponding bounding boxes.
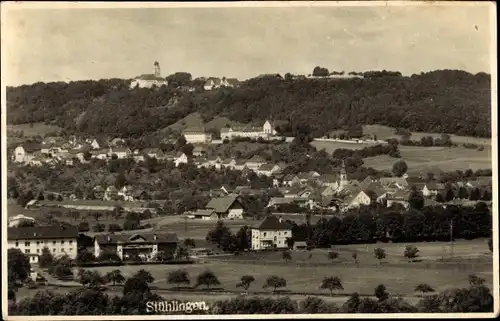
[6,70,491,138]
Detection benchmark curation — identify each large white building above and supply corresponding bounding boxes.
[8,214,36,227]
[183,128,213,144]
[130,61,169,89]
[7,226,79,264]
[251,216,293,250]
[220,120,280,141]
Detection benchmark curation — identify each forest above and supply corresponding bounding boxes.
[6,69,491,139]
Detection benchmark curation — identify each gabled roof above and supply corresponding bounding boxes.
[379,177,409,187]
[95,232,178,245]
[110,147,131,153]
[254,215,292,230]
[205,195,241,213]
[258,163,277,171]
[183,127,206,134]
[8,225,78,240]
[246,155,267,163]
[18,143,42,154]
[387,189,410,200]
[192,209,217,217]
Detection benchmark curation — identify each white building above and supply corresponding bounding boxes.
[183,128,212,144]
[7,226,79,264]
[11,145,40,163]
[251,216,293,250]
[220,120,280,141]
[203,77,239,91]
[94,233,178,262]
[8,214,36,227]
[130,61,169,89]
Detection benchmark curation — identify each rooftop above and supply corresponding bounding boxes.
[8,225,79,240]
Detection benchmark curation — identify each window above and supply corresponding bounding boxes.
[37,249,40,253]
[69,240,73,245]
[36,241,40,245]
[25,249,30,254]
[15,242,19,247]
[69,248,73,252]
[25,242,30,246]
[284,231,288,235]
[61,240,65,245]
[263,232,267,237]
[61,248,65,252]
[32,257,36,262]
[53,241,56,245]
[53,248,56,253]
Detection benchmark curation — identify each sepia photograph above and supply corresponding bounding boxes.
[1,1,498,319]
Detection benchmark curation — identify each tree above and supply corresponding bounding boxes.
[98,250,121,262]
[312,66,329,77]
[134,269,154,284]
[320,276,344,296]
[105,270,125,286]
[328,251,339,262]
[38,247,54,269]
[392,160,408,177]
[195,270,220,289]
[76,248,97,264]
[181,143,194,157]
[352,252,359,267]
[236,275,255,292]
[445,188,455,202]
[468,274,485,287]
[49,255,74,279]
[373,248,386,266]
[408,190,425,210]
[415,283,435,297]
[78,221,90,232]
[114,172,127,189]
[78,269,106,289]
[403,245,420,262]
[263,275,287,293]
[167,269,190,289]
[282,250,292,262]
[374,284,389,301]
[183,238,196,249]
[8,249,31,286]
[286,237,295,249]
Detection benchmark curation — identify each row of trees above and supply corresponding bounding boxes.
[332,142,401,160]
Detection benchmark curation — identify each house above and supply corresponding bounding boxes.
[192,146,207,157]
[11,144,41,163]
[263,120,287,136]
[256,164,281,177]
[174,152,189,167]
[8,214,36,227]
[142,148,166,160]
[293,241,308,251]
[203,77,239,91]
[92,185,105,200]
[360,176,377,189]
[118,185,134,201]
[220,120,277,141]
[251,216,293,250]
[130,61,168,89]
[282,174,301,187]
[190,209,218,220]
[94,232,178,262]
[88,138,101,150]
[91,149,109,160]
[7,225,79,264]
[284,186,315,199]
[344,190,379,209]
[233,160,247,171]
[379,177,409,190]
[104,186,119,201]
[42,136,66,146]
[386,190,411,209]
[109,147,132,159]
[267,197,316,210]
[183,127,212,144]
[205,195,244,220]
[245,155,267,171]
[221,158,237,169]
[320,185,337,197]
[109,138,126,147]
[320,196,341,211]
[422,182,445,197]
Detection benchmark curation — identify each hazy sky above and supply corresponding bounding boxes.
[2,3,494,86]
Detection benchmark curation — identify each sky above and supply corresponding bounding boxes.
[2,2,495,86]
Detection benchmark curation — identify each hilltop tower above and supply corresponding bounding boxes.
[154,61,161,78]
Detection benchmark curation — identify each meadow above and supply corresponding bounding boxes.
[7,122,63,137]
[83,239,492,298]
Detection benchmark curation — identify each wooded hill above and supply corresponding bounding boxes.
[6,70,491,139]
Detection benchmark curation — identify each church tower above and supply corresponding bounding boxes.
[339,159,347,190]
[154,61,161,78]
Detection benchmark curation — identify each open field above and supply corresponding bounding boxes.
[363,124,491,146]
[7,122,63,137]
[311,140,375,152]
[363,145,492,173]
[82,239,492,298]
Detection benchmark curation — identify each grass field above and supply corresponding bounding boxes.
[311,140,375,152]
[7,122,63,137]
[363,124,491,146]
[363,145,492,174]
[82,239,492,298]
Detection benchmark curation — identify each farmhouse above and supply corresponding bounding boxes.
[421,182,446,197]
[7,225,79,263]
[94,232,178,262]
[205,195,244,219]
[245,155,267,171]
[183,127,212,144]
[109,147,132,159]
[256,163,281,176]
[386,190,411,209]
[130,61,168,89]
[203,77,239,91]
[379,177,409,190]
[251,216,293,250]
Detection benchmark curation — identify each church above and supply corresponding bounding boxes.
[130,61,169,89]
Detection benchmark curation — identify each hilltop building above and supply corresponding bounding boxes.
[130,61,169,89]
